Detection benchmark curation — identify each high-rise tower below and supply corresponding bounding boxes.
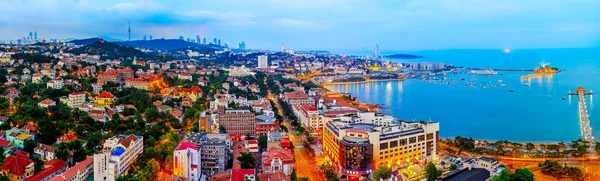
[128,21,131,41]
[374,44,380,59]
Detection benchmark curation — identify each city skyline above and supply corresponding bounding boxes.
[0,0,598,51]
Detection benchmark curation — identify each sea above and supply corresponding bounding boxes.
[326,48,600,143]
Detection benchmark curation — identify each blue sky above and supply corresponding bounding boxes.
[0,0,598,51]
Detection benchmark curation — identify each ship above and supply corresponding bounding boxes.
[508,89,514,92]
[468,69,498,75]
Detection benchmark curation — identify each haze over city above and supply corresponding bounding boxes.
[1,0,598,51]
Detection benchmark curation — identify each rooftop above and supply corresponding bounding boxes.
[441,168,490,181]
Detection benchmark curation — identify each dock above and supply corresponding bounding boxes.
[468,68,534,72]
[569,86,595,153]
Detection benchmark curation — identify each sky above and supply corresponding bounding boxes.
[0,0,598,51]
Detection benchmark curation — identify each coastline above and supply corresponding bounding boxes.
[322,78,403,85]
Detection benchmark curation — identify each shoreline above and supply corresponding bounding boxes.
[323,78,403,85]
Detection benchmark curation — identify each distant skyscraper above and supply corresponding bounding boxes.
[224,42,229,48]
[196,35,201,44]
[213,38,217,44]
[187,38,191,42]
[143,35,147,41]
[258,55,268,68]
[239,41,246,50]
[149,35,153,40]
[281,44,287,52]
[218,39,221,46]
[29,32,33,39]
[374,44,380,59]
[203,38,206,44]
[179,36,184,40]
[128,21,131,41]
[34,31,37,41]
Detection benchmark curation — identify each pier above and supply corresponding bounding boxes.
[570,86,595,153]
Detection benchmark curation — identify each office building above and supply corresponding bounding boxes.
[323,120,439,178]
[93,134,143,181]
[220,110,255,137]
[257,55,268,68]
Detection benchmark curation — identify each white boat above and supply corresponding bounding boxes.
[468,69,498,75]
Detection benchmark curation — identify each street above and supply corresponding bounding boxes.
[289,130,326,181]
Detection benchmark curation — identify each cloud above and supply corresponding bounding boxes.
[272,18,316,28]
[106,3,137,11]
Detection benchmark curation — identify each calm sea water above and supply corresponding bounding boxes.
[327,48,600,142]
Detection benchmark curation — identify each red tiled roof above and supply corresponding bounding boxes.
[262,148,294,166]
[231,169,255,181]
[49,157,93,181]
[96,91,114,99]
[175,141,197,151]
[39,99,56,105]
[70,92,85,95]
[323,109,358,117]
[24,160,67,181]
[284,91,308,99]
[0,139,10,147]
[118,134,139,148]
[301,104,318,112]
[0,155,34,176]
[57,134,77,143]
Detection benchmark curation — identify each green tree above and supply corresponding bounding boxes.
[449,164,457,171]
[489,169,511,181]
[258,135,268,149]
[23,139,37,155]
[219,125,227,133]
[191,121,200,132]
[0,147,5,164]
[372,165,392,181]
[237,152,255,169]
[525,143,535,151]
[0,175,9,181]
[290,169,298,181]
[299,177,309,181]
[324,168,339,181]
[425,162,441,181]
[32,157,45,173]
[512,168,534,181]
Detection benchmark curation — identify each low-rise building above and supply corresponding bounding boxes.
[38,99,56,108]
[93,134,143,181]
[24,159,67,181]
[0,155,35,181]
[94,91,115,108]
[34,143,55,161]
[6,129,34,149]
[254,115,279,137]
[283,91,314,106]
[49,157,94,181]
[261,148,294,176]
[173,141,201,181]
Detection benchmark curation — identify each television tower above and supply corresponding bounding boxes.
[128,21,131,41]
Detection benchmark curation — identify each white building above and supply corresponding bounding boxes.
[227,66,256,77]
[257,55,268,69]
[173,141,201,181]
[47,78,64,89]
[93,134,143,181]
[292,104,323,132]
[68,92,86,108]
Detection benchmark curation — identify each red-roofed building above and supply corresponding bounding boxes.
[279,138,291,148]
[48,157,94,181]
[231,169,255,181]
[24,159,67,181]
[257,171,290,181]
[292,104,323,132]
[173,141,200,181]
[38,99,56,108]
[169,86,203,102]
[283,91,314,106]
[0,155,35,181]
[56,134,77,144]
[94,91,115,107]
[0,138,13,153]
[97,69,118,83]
[262,148,295,176]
